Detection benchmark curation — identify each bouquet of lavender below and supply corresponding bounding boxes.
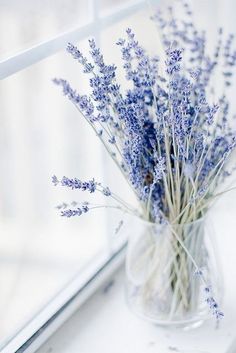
[53,1,236,324]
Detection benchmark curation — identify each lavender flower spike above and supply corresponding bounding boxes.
[67,42,94,73]
[61,205,89,217]
[54,176,97,193]
[204,286,224,321]
[52,0,236,324]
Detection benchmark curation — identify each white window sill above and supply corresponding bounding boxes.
[36,264,236,353]
[36,204,236,353]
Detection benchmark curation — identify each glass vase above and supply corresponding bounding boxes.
[125,216,223,327]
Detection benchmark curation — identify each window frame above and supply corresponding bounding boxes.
[0,0,158,351]
[0,0,157,80]
[2,244,126,353]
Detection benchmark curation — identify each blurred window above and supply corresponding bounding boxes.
[0,0,154,351]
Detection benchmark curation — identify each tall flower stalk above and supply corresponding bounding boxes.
[53,1,236,322]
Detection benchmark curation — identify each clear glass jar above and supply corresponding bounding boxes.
[125,216,223,328]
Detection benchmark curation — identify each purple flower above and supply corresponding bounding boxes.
[204,286,224,320]
[53,79,95,121]
[67,42,94,73]
[81,179,96,193]
[52,2,236,324]
[165,48,183,75]
[53,176,96,192]
[52,175,59,186]
[61,206,88,217]
[103,187,111,196]
[154,157,166,181]
[108,136,116,144]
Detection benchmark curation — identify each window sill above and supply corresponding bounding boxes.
[36,207,236,353]
[0,243,126,353]
[36,264,236,353]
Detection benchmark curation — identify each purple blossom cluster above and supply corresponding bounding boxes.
[53,176,111,196]
[53,1,236,321]
[61,204,89,218]
[204,286,224,321]
[52,175,97,193]
[195,270,223,321]
[52,176,113,217]
[54,10,236,225]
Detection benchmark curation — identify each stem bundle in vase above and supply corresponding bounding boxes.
[52,1,236,323]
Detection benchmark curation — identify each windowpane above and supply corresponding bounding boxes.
[99,0,132,15]
[0,0,90,60]
[100,0,127,8]
[0,43,110,346]
[0,3,156,350]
